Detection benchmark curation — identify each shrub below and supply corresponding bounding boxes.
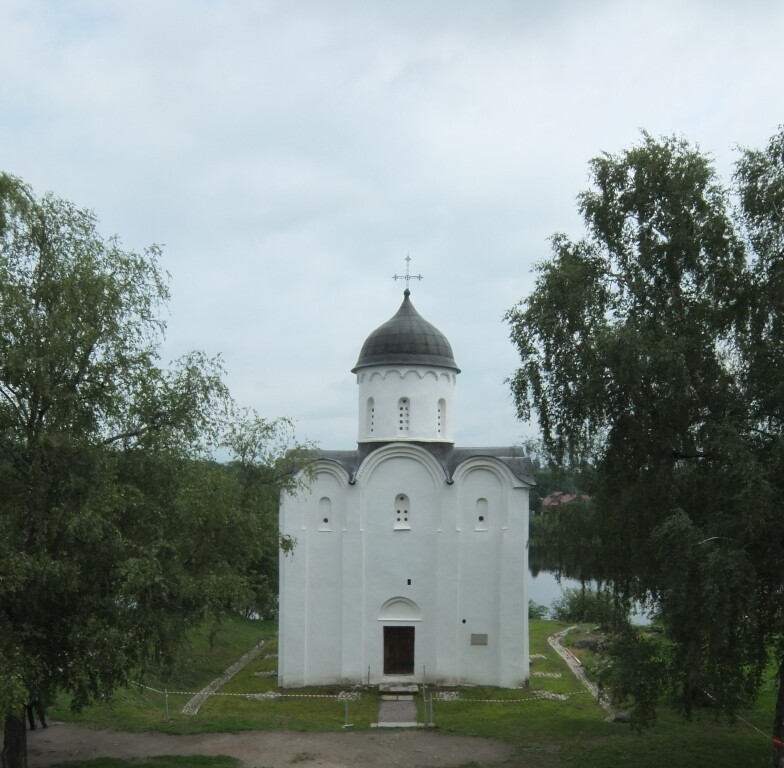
[528,600,549,619]
[550,587,618,625]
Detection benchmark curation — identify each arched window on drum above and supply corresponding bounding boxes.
[437,398,446,437]
[366,397,375,435]
[397,397,410,434]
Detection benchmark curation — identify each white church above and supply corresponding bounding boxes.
[278,283,533,688]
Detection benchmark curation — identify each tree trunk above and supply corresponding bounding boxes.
[1,710,27,768]
[773,660,784,768]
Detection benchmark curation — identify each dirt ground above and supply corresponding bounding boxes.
[27,721,515,768]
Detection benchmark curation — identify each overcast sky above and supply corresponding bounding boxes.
[2,0,782,450]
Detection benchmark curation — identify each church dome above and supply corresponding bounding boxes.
[352,289,460,373]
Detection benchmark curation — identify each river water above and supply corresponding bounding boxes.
[528,569,651,625]
[528,569,583,609]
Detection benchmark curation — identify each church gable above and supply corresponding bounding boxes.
[355,442,448,487]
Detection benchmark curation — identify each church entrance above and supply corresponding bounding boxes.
[383,626,415,675]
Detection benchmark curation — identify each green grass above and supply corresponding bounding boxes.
[50,614,281,733]
[50,615,775,768]
[51,614,375,733]
[421,620,772,768]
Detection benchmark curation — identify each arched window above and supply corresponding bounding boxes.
[319,497,332,531]
[366,397,375,434]
[394,493,410,530]
[475,498,488,531]
[397,397,410,434]
[437,398,446,437]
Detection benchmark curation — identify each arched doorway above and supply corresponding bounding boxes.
[379,597,421,677]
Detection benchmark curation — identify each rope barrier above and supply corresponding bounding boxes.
[703,691,769,743]
[734,713,771,741]
[436,693,571,703]
[130,681,354,699]
[132,680,577,703]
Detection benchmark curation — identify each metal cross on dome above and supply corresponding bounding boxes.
[393,254,423,291]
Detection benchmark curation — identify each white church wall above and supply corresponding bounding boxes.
[279,451,531,688]
[279,466,348,686]
[432,507,460,685]
[338,492,365,685]
[456,469,503,685]
[280,458,530,690]
[497,487,530,687]
[452,463,530,687]
[358,449,442,684]
[303,514,343,683]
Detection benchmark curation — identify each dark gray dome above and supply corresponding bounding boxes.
[352,289,460,373]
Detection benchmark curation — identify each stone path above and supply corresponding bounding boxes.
[376,697,418,727]
[548,626,614,714]
[374,685,420,728]
[181,640,267,715]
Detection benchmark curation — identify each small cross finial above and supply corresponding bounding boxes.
[393,254,423,292]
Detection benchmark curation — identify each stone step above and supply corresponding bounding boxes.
[379,683,419,694]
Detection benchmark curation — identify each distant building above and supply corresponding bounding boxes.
[278,288,533,688]
[541,491,591,510]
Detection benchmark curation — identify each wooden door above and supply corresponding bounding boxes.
[383,626,415,674]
